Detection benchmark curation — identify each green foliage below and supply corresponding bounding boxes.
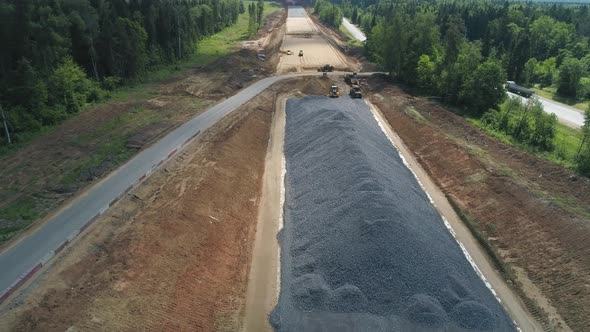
[49,56,99,114]
[557,57,587,97]
[357,0,590,126]
[112,18,148,79]
[368,10,440,85]
[417,54,437,93]
[577,108,590,175]
[483,97,557,151]
[248,3,257,35]
[523,58,538,86]
[0,197,38,242]
[530,16,575,60]
[538,58,558,87]
[0,0,245,146]
[101,76,122,91]
[460,60,507,114]
[442,42,483,104]
[257,0,264,27]
[314,0,342,28]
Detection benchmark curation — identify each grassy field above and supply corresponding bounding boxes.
[532,87,587,113]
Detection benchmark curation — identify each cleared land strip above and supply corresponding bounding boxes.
[0,75,279,304]
[0,72,357,305]
[0,83,277,331]
[271,96,516,331]
[279,6,348,72]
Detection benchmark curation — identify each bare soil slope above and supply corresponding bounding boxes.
[368,77,590,331]
[0,91,273,332]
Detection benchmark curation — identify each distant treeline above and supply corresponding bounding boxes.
[324,0,590,174]
[337,0,590,99]
[314,0,342,27]
[0,0,243,143]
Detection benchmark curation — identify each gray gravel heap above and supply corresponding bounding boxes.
[270,96,517,332]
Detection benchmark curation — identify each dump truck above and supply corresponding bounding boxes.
[329,85,339,97]
[506,81,533,98]
[349,84,362,99]
[317,64,335,72]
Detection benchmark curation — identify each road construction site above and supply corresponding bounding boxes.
[1,5,589,332]
[271,96,515,331]
[277,6,352,73]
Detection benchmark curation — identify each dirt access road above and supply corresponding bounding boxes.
[278,6,352,73]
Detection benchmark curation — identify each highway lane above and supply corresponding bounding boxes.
[0,71,380,304]
[341,18,366,42]
[508,91,585,128]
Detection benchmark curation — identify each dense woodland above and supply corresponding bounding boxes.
[0,0,244,144]
[321,0,590,174]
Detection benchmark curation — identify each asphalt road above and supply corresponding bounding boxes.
[507,92,585,128]
[0,72,381,304]
[341,18,366,42]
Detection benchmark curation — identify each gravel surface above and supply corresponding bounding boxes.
[287,6,306,17]
[271,96,516,332]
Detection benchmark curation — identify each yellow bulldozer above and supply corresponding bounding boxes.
[329,85,339,98]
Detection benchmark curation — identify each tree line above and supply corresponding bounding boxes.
[327,0,590,175]
[338,0,590,99]
[0,0,243,145]
[247,0,264,35]
[313,0,342,28]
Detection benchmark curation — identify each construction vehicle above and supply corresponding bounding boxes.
[299,50,303,57]
[506,81,533,98]
[349,84,362,98]
[329,85,339,98]
[344,72,359,85]
[317,64,335,72]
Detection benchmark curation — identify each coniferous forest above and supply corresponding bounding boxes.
[0,0,243,141]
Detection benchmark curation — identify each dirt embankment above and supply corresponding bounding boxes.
[367,77,590,331]
[0,12,285,248]
[0,89,274,332]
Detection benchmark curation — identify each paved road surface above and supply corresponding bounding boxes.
[341,18,366,42]
[0,72,380,304]
[508,92,585,128]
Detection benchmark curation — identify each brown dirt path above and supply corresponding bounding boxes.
[368,78,590,331]
[242,94,286,332]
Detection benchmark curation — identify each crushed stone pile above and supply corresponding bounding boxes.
[271,96,516,332]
